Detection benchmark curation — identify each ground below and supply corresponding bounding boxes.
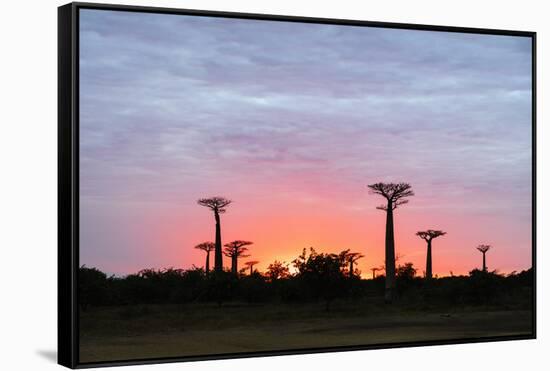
[79,301,533,363]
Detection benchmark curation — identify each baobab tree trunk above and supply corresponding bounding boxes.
[231,255,238,275]
[482,252,486,272]
[425,239,432,279]
[250,265,253,275]
[349,261,354,278]
[205,250,210,274]
[385,201,396,303]
[214,210,222,272]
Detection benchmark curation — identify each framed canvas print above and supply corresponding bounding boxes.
[58,2,536,368]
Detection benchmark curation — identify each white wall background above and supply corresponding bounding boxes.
[0,0,546,369]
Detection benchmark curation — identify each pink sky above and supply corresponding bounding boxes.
[79,10,533,277]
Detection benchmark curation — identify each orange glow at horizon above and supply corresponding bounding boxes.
[87,182,532,278]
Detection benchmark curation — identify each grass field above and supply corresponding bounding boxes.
[79,301,533,363]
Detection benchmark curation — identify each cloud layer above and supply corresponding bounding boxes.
[79,9,532,276]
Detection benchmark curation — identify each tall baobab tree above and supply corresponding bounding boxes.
[197,197,232,273]
[346,252,364,278]
[224,240,253,275]
[194,242,215,274]
[368,182,414,303]
[476,244,491,272]
[416,230,446,279]
[244,260,259,275]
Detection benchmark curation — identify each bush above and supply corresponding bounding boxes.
[78,264,533,310]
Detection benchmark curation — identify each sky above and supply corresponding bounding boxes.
[79,9,533,277]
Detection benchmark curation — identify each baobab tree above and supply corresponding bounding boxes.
[244,260,259,275]
[368,182,414,303]
[197,197,232,272]
[346,252,364,278]
[194,241,215,274]
[416,230,446,279]
[477,244,491,272]
[370,267,381,279]
[223,240,253,275]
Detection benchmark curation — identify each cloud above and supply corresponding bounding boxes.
[78,9,532,274]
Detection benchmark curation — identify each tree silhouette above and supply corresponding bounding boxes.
[265,260,290,281]
[194,242,215,274]
[78,263,534,308]
[477,244,491,272]
[293,248,348,311]
[416,230,446,279]
[79,265,109,311]
[244,260,259,275]
[224,240,253,275]
[197,197,232,273]
[368,182,414,303]
[396,262,417,280]
[370,266,382,279]
[345,252,364,278]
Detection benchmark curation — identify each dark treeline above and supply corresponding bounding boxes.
[79,247,533,312]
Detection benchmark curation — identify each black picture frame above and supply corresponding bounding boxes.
[58,2,537,368]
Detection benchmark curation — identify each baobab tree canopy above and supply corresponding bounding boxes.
[345,252,364,269]
[224,240,253,257]
[370,266,382,277]
[197,197,232,213]
[244,260,260,274]
[368,182,414,210]
[477,244,491,253]
[346,252,364,263]
[416,230,447,241]
[194,242,215,252]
